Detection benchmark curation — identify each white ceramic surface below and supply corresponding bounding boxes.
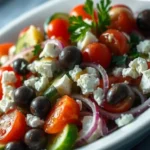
[0,0,150,150]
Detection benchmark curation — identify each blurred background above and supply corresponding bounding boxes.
[0,0,150,150]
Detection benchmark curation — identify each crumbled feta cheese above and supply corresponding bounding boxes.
[2,85,15,98]
[26,114,44,128]
[137,40,150,54]
[77,74,99,95]
[24,76,39,88]
[77,31,98,50]
[35,76,49,92]
[39,43,60,58]
[69,65,82,81]
[140,69,150,94]
[93,87,104,105]
[85,67,97,76]
[122,68,139,79]
[112,67,123,77]
[115,114,134,127]
[0,96,14,113]
[0,55,9,65]
[107,33,115,42]
[129,57,148,75]
[53,74,72,95]
[1,71,16,84]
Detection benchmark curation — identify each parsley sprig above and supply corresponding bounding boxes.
[32,44,42,56]
[69,0,111,42]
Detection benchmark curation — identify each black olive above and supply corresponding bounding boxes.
[24,129,47,150]
[5,141,26,150]
[13,86,36,107]
[59,46,82,70]
[107,83,135,105]
[13,58,29,75]
[137,9,150,31]
[30,96,51,119]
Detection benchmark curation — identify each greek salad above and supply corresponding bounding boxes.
[0,0,150,150]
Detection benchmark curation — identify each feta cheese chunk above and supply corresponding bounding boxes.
[112,67,123,77]
[122,68,139,79]
[77,31,98,50]
[0,96,14,113]
[24,76,39,89]
[1,71,16,84]
[129,57,148,75]
[137,40,150,54]
[115,114,134,127]
[39,43,60,58]
[85,67,97,76]
[53,74,72,95]
[93,87,104,105]
[2,85,15,98]
[26,114,44,128]
[69,65,82,81]
[77,74,99,95]
[35,76,49,92]
[140,69,150,94]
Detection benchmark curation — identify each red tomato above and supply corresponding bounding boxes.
[102,98,134,113]
[109,5,136,33]
[0,109,26,144]
[99,29,129,55]
[0,43,14,57]
[47,19,70,41]
[44,95,80,134]
[82,42,112,68]
[70,4,97,20]
[19,27,30,37]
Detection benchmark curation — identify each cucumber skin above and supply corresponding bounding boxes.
[0,145,5,150]
[47,124,78,150]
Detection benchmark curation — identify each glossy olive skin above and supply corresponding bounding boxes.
[59,46,82,70]
[5,141,26,150]
[137,9,150,31]
[30,96,51,119]
[13,58,29,75]
[13,86,36,107]
[24,129,47,150]
[107,83,135,105]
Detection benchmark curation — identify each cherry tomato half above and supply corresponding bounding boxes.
[109,5,136,33]
[70,4,97,20]
[99,29,129,55]
[44,95,80,134]
[82,42,112,68]
[0,109,26,144]
[0,43,14,57]
[47,19,70,42]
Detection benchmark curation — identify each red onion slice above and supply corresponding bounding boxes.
[81,63,109,94]
[132,87,146,103]
[99,97,150,120]
[72,94,108,145]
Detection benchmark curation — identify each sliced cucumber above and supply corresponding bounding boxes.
[0,144,5,150]
[44,85,60,106]
[44,13,69,32]
[47,124,78,150]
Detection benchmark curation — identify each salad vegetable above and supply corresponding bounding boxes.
[1,0,150,149]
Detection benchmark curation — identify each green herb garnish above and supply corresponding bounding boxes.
[69,0,111,42]
[32,44,42,56]
[112,55,127,66]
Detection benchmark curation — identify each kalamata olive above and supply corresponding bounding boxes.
[14,86,36,107]
[13,58,29,75]
[137,9,150,31]
[5,141,26,150]
[24,129,47,150]
[59,46,82,70]
[107,83,135,105]
[30,96,51,119]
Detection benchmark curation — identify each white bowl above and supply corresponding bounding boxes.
[0,0,150,150]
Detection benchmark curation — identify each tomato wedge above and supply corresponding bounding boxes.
[0,109,26,144]
[44,95,80,134]
[0,43,14,57]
